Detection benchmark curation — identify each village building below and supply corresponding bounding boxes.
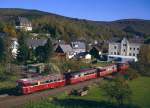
[27,63,45,73]
[108,37,144,57]
[71,41,86,54]
[0,33,18,58]
[11,38,19,58]
[89,46,102,57]
[74,52,91,60]
[15,17,32,31]
[26,38,47,49]
[55,44,74,59]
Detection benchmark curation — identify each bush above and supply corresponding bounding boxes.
[0,64,8,81]
[124,68,139,80]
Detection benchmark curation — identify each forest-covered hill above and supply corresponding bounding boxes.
[0,8,150,42]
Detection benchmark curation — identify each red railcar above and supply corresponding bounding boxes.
[16,74,65,94]
[97,64,118,77]
[117,63,129,71]
[16,63,129,94]
[65,68,97,85]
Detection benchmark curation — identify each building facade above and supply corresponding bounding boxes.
[55,44,74,59]
[71,41,86,54]
[11,38,19,58]
[0,33,18,58]
[16,17,32,31]
[109,37,143,57]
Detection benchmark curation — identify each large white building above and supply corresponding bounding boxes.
[108,37,144,57]
[16,17,32,31]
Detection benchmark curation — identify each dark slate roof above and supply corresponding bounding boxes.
[75,52,89,57]
[71,41,86,49]
[90,45,102,51]
[109,37,122,43]
[109,36,144,44]
[26,38,47,48]
[16,17,31,25]
[58,44,73,53]
[128,36,144,44]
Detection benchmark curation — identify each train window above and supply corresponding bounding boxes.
[41,80,47,83]
[50,80,53,82]
[31,82,38,86]
[46,80,49,83]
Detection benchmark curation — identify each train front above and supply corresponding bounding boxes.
[16,79,30,95]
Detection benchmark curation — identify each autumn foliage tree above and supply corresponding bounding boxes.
[3,25,17,37]
[136,45,150,76]
[102,78,132,106]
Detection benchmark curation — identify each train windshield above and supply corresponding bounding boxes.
[16,82,23,88]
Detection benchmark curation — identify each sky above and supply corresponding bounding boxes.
[0,0,150,21]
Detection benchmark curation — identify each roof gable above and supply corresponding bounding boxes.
[57,44,73,53]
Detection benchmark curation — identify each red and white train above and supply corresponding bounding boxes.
[16,63,129,94]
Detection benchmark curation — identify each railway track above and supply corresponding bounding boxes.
[0,78,103,108]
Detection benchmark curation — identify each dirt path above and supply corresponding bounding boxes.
[0,78,103,108]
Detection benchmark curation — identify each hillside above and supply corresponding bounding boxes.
[0,8,150,42]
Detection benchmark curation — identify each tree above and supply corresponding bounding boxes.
[125,68,139,80]
[28,48,36,62]
[35,38,53,62]
[44,38,53,62]
[3,25,17,37]
[136,45,150,76]
[0,22,5,32]
[35,46,45,62]
[138,45,150,65]
[102,78,132,106]
[89,47,100,59]
[17,33,29,64]
[0,38,6,62]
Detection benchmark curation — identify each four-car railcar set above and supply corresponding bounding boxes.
[16,63,129,94]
